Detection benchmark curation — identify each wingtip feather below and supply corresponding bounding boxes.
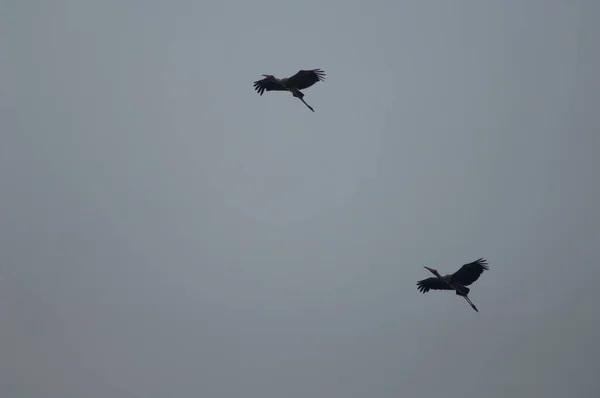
[476,258,489,270]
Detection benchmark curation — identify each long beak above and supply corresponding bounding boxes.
[463,296,479,312]
[423,266,438,276]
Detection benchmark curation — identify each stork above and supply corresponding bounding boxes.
[416,258,490,312]
[253,69,326,112]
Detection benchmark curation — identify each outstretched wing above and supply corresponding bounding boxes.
[416,277,453,294]
[451,258,489,286]
[287,69,326,90]
[253,78,286,95]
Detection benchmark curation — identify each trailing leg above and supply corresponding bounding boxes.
[292,89,315,112]
[463,295,479,312]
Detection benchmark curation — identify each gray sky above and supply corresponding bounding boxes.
[1,0,599,397]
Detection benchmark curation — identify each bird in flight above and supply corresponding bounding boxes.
[253,69,326,112]
[416,258,490,312]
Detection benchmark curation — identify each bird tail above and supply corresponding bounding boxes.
[455,286,470,296]
[463,295,479,312]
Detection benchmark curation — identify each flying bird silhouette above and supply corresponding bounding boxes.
[253,69,326,112]
[416,258,490,312]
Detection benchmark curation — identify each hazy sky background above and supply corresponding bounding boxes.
[1,1,599,397]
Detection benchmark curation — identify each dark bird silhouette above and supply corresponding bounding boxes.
[253,69,326,112]
[416,258,489,312]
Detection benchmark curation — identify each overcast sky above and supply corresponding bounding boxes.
[1,1,599,397]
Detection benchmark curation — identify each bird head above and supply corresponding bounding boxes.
[262,74,276,80]
[424,266,440,277]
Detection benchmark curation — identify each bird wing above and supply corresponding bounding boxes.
[253,78,287,95]
[451,258,489,286]
[416,277,453,293]
[287,69,326,90]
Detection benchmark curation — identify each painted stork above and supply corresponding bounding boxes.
[416,258,490,312]
[253,69,326,112]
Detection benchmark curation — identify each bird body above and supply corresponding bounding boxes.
[253,69,326,112]
[416,258,489,312]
